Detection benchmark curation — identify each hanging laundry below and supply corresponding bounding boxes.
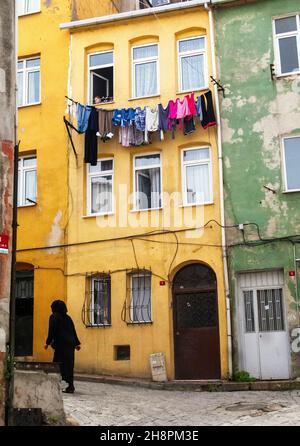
[168,100,178,139]
[112,108,123,126]
[195,95,203,121]
[176,96,190,129]
[122,108,136,127]
[97,109,114,141]
[135,107,146,132]
[186,93,197,118]
[77,103,93,134]
[119,126,134,147]
[201,91,217,129]
[132,126,145,146]
[183,116,196,135]
[145,105,159,143]
[119,125,145,147]
[84,108,99,166]
[158,102,170,141]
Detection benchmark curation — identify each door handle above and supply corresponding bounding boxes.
[176,332,180,336]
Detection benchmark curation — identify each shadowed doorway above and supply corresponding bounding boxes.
[173,263,221,380]
[15,265,34,357]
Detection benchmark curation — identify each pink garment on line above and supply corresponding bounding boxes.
[176,96,190,119]
[168,100,178,130]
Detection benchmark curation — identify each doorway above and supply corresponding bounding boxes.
[173,263,221,380]
[238,270,290,380]
[15,269,34,356]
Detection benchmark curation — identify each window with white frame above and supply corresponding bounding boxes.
[17,57,40,107]
[182,148,213,205]
[283,136,300,191]
[148,0,170,6]
[134,154,162,210]
[130,273,152,323]
[178,36,207,92]
[132,44,159,98]
[18,156,37,206]
[90,274,111,326]
[17,0,40,16]
[88,51,114,105]
[274,15,300,75]
[87,159,114,215]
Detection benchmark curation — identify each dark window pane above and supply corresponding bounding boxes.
[284,137,300,190]
[279,36,299,73]
[275,16,297,34]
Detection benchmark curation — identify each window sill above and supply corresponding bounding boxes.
[83,212,114,218]
[18,203,37,208]
[18,102,41,109]
[180,202,214,207]
[275,71,300,79]
[130,207,163,213]
[176,87,209,95]
[86,324,112,328]
[129,94,160,101]
[18,11,41,18]
[126,321,153,325]
[94,101,115,107]
[282,189,300,194]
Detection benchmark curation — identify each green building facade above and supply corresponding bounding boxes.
[215,0,300,379]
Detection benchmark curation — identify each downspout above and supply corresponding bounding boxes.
[205,1,233,378]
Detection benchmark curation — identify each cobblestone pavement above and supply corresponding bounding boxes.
[62,380,300,426]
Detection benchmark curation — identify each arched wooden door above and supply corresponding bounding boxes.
[173,263,221,380]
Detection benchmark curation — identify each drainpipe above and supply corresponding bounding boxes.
[205,1,233,378]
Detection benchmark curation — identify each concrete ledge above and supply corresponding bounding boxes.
[75,373,300,392]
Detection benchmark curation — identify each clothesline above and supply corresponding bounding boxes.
[64,90,217,166]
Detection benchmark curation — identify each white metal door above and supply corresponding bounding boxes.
[238,271,290,380]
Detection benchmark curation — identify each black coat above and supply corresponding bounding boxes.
[46,313,80,383]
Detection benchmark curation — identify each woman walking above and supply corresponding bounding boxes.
[45,300,81,393]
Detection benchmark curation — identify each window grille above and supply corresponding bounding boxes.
[257,288,284,332]
[122,269,152,324]
[82,273,111,327]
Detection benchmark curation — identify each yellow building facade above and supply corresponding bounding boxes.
[17,0,229,380]
[16,0,118,361]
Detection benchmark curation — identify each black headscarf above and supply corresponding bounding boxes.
[51,300,68,315]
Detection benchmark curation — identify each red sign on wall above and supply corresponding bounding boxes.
[0,234,9,255]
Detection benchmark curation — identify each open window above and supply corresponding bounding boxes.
[88,51,114,105]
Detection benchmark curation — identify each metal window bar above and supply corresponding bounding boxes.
[243,290,255,332]
[122,269,152,324]
[82,273,111,327]
[257,288,284,332]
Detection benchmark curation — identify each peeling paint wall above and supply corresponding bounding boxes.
[0,0,15,426]
[215,0,300,377]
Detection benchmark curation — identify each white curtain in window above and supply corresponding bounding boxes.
[132,276,151,322]
[186,164,210,204]
[17,0,25,15]
[137,171,150,210]
[133,45,157,60]
[135,62,157,98]
[149,167,161,208]
[25,170,37,203]
[181,54,204,91]
[28,71,40,103]
[91,175,112,213]
[27,0,40,12]
[17,72,23,106]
